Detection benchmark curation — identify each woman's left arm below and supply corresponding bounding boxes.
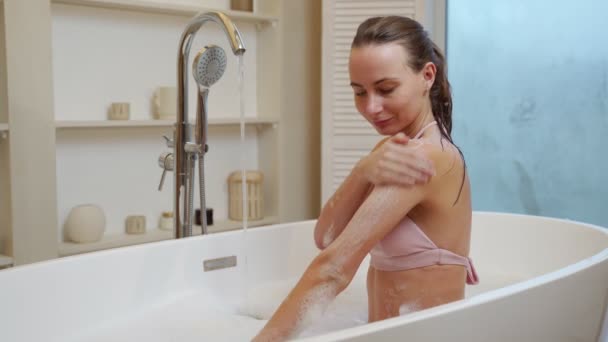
[253,179,430,341]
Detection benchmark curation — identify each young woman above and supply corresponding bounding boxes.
[254,16,478,341]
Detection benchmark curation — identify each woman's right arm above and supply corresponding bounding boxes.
[314,133,435,249]
[313,160,372,249]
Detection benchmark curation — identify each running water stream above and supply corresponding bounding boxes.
[237,54,248,233]
[236,54,251,320]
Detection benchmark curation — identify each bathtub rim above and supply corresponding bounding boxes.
[1,211,606,276]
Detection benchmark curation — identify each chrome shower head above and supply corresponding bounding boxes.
[192,45,227,88]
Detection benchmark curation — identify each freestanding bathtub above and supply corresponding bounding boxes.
[0,212,607,341]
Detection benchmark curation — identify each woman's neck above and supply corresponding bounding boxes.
[403,108,436,139]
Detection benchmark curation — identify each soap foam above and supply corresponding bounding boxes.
[399,301,420,316]
[238,269,370,339]
[238,278,298,320]
[293,282,339,336]
[75,269,520,342]
[78,270,374,341]
[298,271,368,338]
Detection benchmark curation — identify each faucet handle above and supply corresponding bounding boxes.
[158,169,168,191]
[157,152,174,191]
[163,135,174,148]
[158,152,174,170]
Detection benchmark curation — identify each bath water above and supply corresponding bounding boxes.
[76,273,369,342]
[238,269,370,339]
[73,268,522,341]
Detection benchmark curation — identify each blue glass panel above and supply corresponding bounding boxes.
[447,1,608,227]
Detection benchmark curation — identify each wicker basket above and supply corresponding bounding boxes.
[228,170,264,221]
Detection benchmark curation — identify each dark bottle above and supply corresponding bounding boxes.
[195,208,214,226]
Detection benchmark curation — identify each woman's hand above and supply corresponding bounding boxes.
[358,133,435,187]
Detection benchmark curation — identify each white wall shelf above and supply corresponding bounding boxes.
[0,254,13,268]
[58,215,279,256]
[55,118,279,129]
[53,0,279,25]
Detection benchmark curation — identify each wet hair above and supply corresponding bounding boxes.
[351,16,466,204]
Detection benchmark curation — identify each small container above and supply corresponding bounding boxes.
[159,211,173,231]
[153,86,177,120]
[108,102,130,120]
[125,215,146,234]
[230,0,253,12]
[228,170,264,221]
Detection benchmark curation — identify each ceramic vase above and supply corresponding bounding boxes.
[65,204,106,243]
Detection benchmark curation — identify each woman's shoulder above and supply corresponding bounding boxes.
[416,139,462,179]
[371,136,391,152]
[416,139,469,207]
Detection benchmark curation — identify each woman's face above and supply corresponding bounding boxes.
[349,43,432,136]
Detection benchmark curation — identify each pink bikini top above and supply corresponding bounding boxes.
[369,122,479,285]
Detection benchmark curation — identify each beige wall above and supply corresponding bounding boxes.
[4,0,58,264]
[0,3,12,256]
[280,0,322,222]
[0,5,6,124]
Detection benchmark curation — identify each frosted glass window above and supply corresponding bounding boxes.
[447,1,608,227]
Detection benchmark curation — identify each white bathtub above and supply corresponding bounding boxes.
[1,212,607,341]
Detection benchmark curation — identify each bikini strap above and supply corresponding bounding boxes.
[413,121,437,139]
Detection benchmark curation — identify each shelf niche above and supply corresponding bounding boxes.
[53,0,279,25]
[58,215,279,256]
[55,118,278,129]
[44,0,283,257]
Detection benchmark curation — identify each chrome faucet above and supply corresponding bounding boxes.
[158,12,246,238]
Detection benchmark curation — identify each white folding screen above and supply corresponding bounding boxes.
[321,0,432,204]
